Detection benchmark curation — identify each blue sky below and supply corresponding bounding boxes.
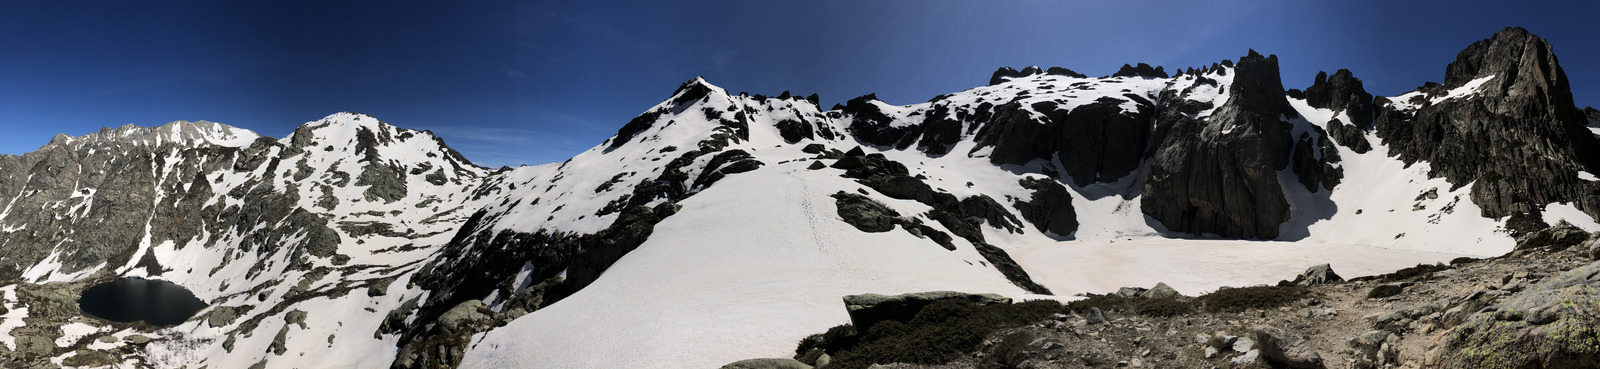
[2,1,1596,167]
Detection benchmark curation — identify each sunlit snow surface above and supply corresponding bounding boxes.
[458,77,1593,368]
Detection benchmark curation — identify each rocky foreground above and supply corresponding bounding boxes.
[727,222,1600,369]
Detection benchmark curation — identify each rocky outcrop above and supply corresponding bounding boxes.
[1013,177,1079,237]
[832,192,900,233]
[972,96,1153,186]
[1252,325,1325,368]
[1512,220,1591,251]
[989,66,1043,86]
[1303,69,1376,153]
[1112,63,1169,79]
[1045,67,1087,78]
[1290,127,1344,193]
[1291,264,1344,286]
[1430,261,1600,368]
[1142,50,1295,239]
[1374,27,1600,222]
[1142,282,1181,299]
[392,300,497,369]
[843,291,1012,331]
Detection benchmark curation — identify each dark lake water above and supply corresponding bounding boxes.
[78,277,207,326]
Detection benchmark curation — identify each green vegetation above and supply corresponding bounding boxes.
[1193,285,1314,313]
[795,299,1063,369]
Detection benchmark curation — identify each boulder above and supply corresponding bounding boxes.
[1430,261,1600,368]
[1085,307,1107,325]
[437,300,495,335]
[207,306,242,328]
[124,335,152,345]
[720,358,813,369]
[842,291,1011,331]
[1140,282,1181,299]
[1293,264,1344,286]
[1348,330,1396,369]
[1116,287,1148,297]
[1513,221,1591,251]
[1252,325,1325,368]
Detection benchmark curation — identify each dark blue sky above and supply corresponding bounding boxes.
[2,1,1596,167]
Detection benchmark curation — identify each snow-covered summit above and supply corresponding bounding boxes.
[40,119,262,151]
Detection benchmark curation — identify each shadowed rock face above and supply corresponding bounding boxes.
[1304,69,1376,153]
[1142,50,1296,240]
[1375,27,1600,220]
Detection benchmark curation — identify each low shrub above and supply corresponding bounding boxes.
[984,331,1034,369]
[1135,298,1194,317]
[1195,285,1312,313]
[1064,294,1141,314]
[815,299,1067,369]
[1066,294,1193,317]
[1351,263,1452,282]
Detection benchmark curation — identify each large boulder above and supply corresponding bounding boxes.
[843,291,1012,331]
[1429,261,1600,368]
[1512,221,1592,251]
[1292,264,1344,286]
[1140,282,1182,299]
[1252,325,1325,368]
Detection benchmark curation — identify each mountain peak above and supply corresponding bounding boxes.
[1443,26,1564,91]
[41,119,262,151]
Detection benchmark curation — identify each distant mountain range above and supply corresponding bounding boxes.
[0,27,1595,369]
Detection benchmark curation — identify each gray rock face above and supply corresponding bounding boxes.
[972,96,1153,187]
[1085,306,1107,325]
[989,66,1042,86]
[1143,50,1295,240]
[1290,127,1344,193]
[1303,69,1375,153]
[1112,63,1169,79]
[842,291,1012,331]
[1349,330,1396,369]
[831,192,899,233]
[1251,325,1324,368]
[1013,177,1079,237]
[1432,261,1600,368]
[1375,27,1600,221]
